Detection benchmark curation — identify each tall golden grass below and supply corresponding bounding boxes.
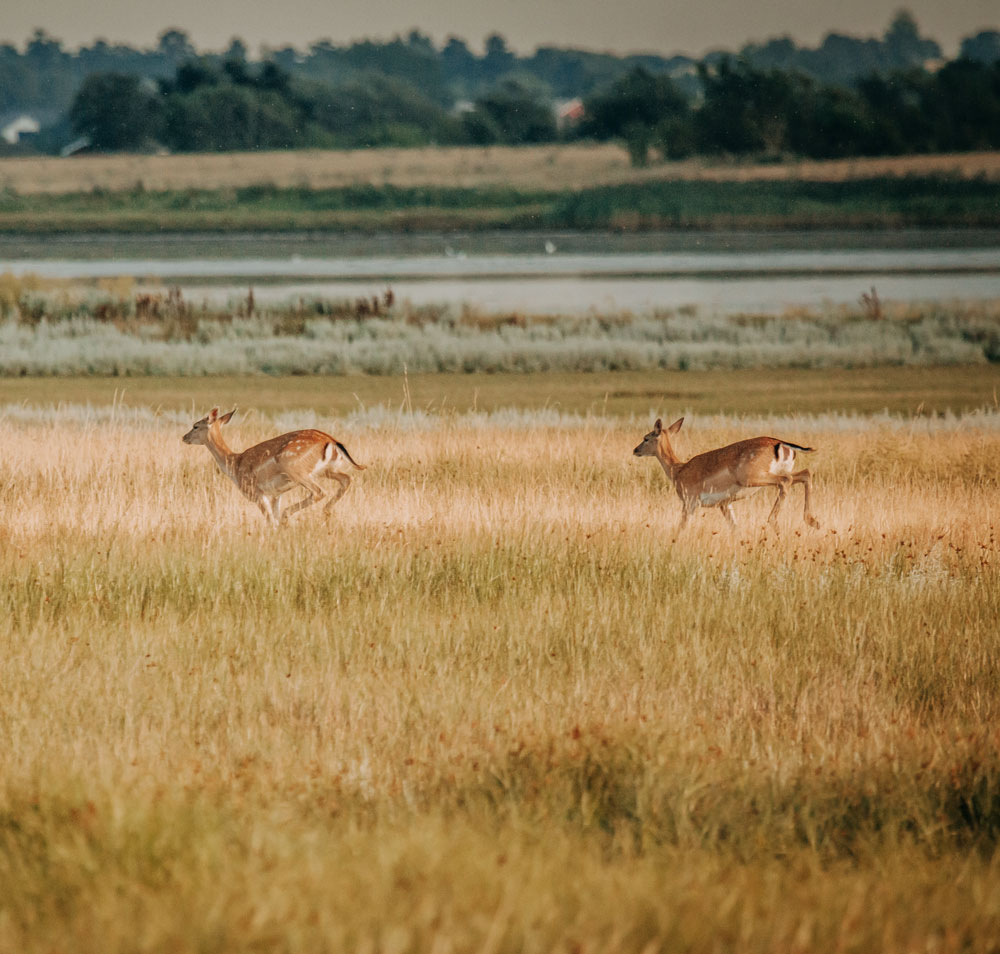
[1,404,999,952]
[1,144,999,195]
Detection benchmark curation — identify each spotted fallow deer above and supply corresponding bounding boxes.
[633,417,819,531]
[182,408,366,527]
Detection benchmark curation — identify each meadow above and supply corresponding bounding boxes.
[1,373,1000,953]
[1,145,999,231]
[3,144,999,195]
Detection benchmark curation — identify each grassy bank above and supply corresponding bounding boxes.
[1,175,1000,233]
[2,364,999,419]
[1,404,999,952]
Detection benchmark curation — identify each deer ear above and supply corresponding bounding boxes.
[219,409,236,425]
[668,417,684,434]
[653,418,662,433]
[207,407,219,421]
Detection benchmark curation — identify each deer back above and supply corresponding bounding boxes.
[678,436,795,486]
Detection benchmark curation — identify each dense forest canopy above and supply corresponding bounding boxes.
[1,11,998,162]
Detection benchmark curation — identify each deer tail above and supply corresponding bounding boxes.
[335,441,367,470]
[777,440,813,454]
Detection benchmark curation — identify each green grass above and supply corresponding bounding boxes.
[549,176,1000,229]
[2,175,999,232]
[2,365,998,419]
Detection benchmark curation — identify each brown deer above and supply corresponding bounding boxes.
[183,408,366,527]
[633,418,819,531]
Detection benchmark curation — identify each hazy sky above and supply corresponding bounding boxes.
[4,0,997,58]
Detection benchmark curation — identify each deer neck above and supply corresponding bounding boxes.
[655,434,682,481]
[204,425,239,479]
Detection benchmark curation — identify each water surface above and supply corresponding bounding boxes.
[3,229,998,314]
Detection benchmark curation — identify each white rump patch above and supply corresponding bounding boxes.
[770,444,796,476]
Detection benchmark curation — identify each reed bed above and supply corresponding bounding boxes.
[3,283,1000,376]
[1,404,999,953]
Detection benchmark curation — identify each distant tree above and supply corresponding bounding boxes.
[406,30,436,57]
[790,82,875,157]
[960,31,1000,65]
[739,11,940,84]
[461,109,502,145]
[856,70,936,153]
[223,56,252,86]
[303,72,458,147]
[694,59,800,155]
[334,38,447,103]
[69,72,161,150]
[224,38,249,64]
[883,10,940,68]
[584,66,687,135]
[808,33,884,84]
[653,115,698,160]
[0,43,31,115]
[465,78,556,145]
[258,60,291,94]
[740,36,798,71]
[264,45,300,74]
[24,29,65,71]
[582,66,689,162]
[441,36,476,72]
[482,34,515,83]
[526,47,600,99]
[929,59,1000,150]
[161,83,300,151]
[168,58,221,95]
[441,36,478,94]
[156,29,196,67]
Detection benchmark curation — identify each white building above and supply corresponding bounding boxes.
[1,115,41,145]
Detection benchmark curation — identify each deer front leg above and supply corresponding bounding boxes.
[249,489,281,527]
[675,493,698,533]
[720,503,738,528]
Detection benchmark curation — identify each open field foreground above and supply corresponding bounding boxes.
[1,397,1000,953]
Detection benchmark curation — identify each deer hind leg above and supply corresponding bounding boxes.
[280,479,326,523]
[766,477,791,525]
[791,469,820,529]
[322,473,351,513]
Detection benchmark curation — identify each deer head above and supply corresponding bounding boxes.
[182,407,235,445]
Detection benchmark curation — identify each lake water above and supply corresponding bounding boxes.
[2,229,999,315]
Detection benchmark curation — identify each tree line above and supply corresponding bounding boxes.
[2,11,999,161]
[583,55,1000,164]
[65,43,1000,162]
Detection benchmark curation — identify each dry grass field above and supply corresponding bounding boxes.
[1,144,999,195]
[1,384,999,952]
